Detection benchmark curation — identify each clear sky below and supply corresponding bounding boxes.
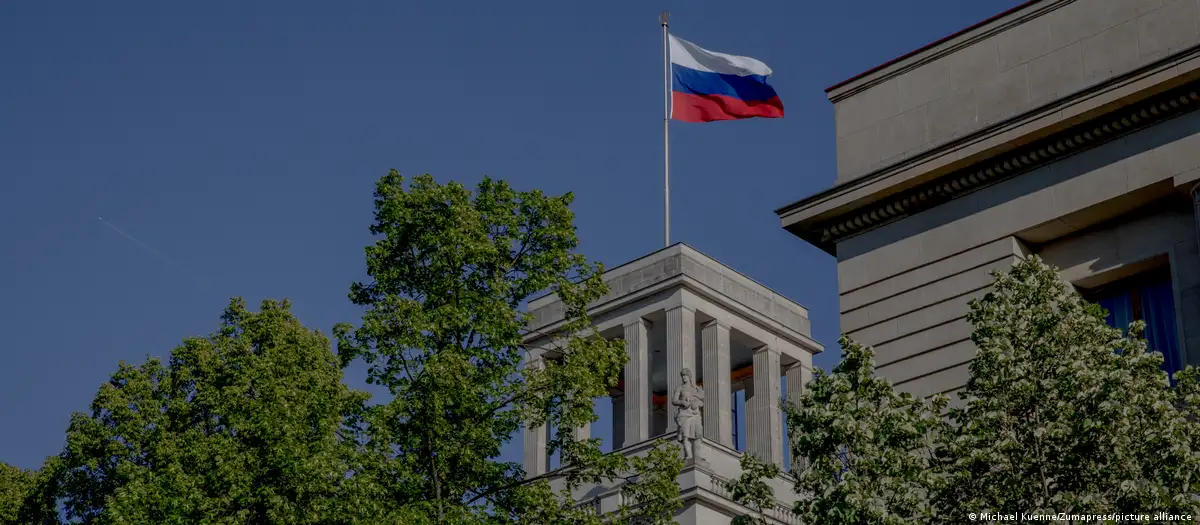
[0,0,1020,470]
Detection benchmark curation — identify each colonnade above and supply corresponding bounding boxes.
[524,305,809,476]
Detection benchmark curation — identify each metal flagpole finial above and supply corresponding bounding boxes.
[660,11,669,27]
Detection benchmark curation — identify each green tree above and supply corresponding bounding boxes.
[7,455,62,525]
[50,298,373,525]
[0,462,35,524]
[3,457,61,525]
[775,256,1200,524]
[785,337,948,525]
[335,172,682,525]
[725,453,783,525]
[938,255,1200,518]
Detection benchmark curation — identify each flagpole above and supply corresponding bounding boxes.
[660,11,670,247]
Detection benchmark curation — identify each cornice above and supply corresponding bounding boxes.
[521,273,822,354]
[528,242,811,319]
[794,82,1200,254]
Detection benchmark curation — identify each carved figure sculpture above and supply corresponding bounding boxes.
[672,367,704,461]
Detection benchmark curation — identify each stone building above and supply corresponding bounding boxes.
[522,244,822,524]
[778,0,1200,401]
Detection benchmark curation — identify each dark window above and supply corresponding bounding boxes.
[731,391,742,451]
[1087,269,1184,380]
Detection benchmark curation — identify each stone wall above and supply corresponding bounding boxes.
[841,237,1027,402]
[832,0,1200,184]
[835,108,1200,398]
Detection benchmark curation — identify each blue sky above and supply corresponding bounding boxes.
[0,0,1019,470]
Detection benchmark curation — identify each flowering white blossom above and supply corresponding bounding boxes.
[728,256,1200,525]
[940,256,1199,518]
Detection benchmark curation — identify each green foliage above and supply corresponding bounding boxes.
[776,256,1200,524]
[941,255,1200,517]
[725,453,782,525]
[51,298,372,525]
[334,172,681,524]
[0,462,35,524]
[785,336,948,525]
[614,444,685,525]
[2,172,684,524]
[9,457,62,525]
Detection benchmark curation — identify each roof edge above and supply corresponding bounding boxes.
[526,242,687,309]
[781,81,1200,256]
[528,241,814,315]
[824,0,1043,93]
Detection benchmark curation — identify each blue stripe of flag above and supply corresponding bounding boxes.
[671,64,779,103]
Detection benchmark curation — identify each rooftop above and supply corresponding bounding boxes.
[525,243,818,353]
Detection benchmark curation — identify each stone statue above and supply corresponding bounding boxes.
[672,367,705,461]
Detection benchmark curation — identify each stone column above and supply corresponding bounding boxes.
[523,355,548,477]
[665,306,695,433]
[623,318,651,445]
[612,394,625,449]
[784,363,812,472]
[747,345,783,466]
[701,321,732,447]
[784,363,810,408]
[573,412,591,443]
[522,425,548,476]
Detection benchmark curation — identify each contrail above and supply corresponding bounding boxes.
[98,216,200,282]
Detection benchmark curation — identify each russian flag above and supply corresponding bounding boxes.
[669,35,784,123]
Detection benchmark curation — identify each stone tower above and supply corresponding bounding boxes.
[522,243,822,525]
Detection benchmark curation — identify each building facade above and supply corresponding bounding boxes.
[778,0,1200,401]
[522,244,822,524]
